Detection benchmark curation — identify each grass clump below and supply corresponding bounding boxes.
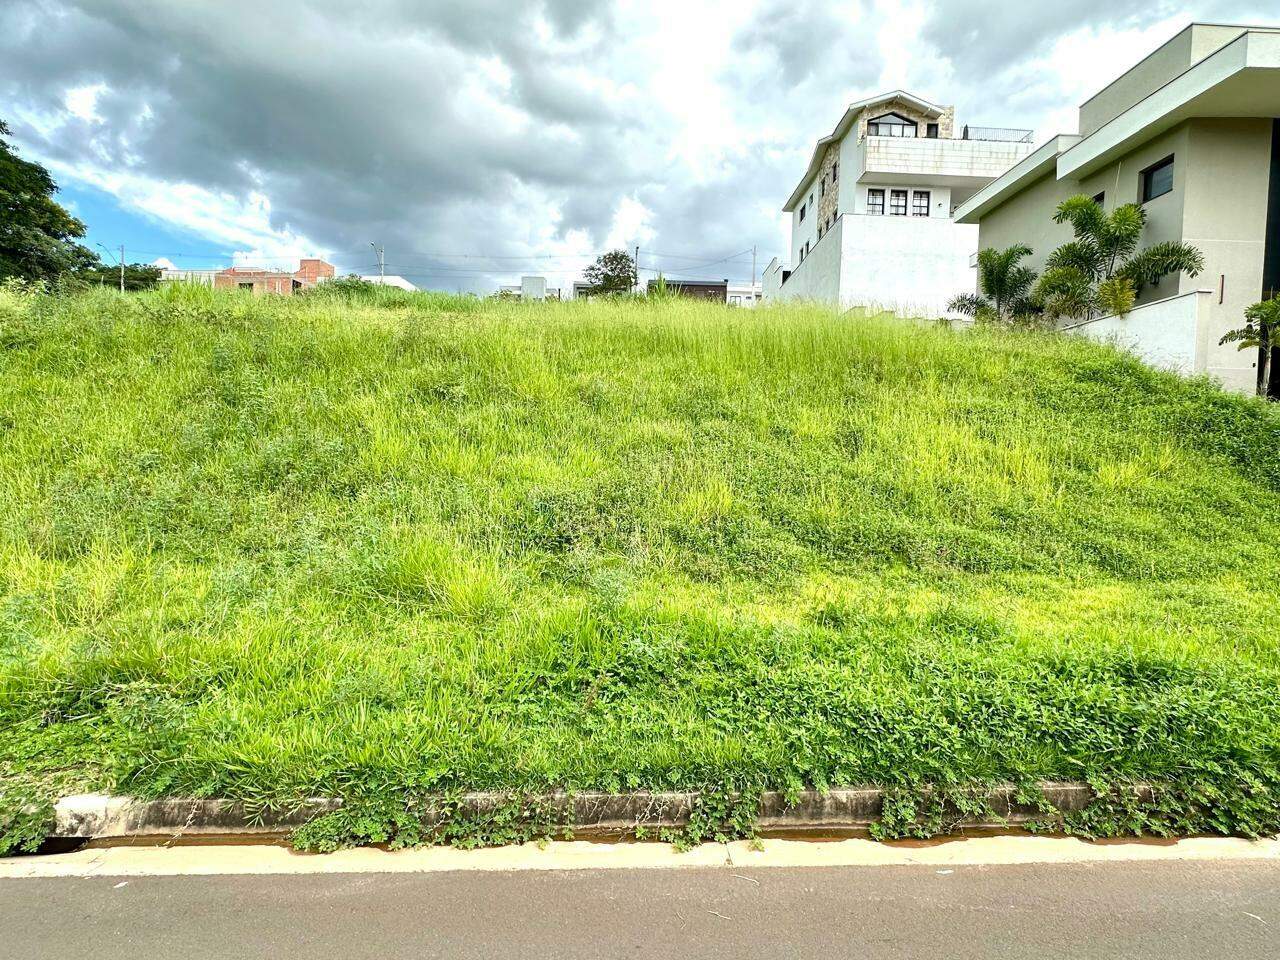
[1,284,1279,851]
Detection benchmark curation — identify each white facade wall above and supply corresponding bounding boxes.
[838,130,867,211]
[521,276,548,300]
[771,214,978,317]
[727,282,762,307]
[775,218,845,304]
[158,269,217,286]
[850,183,953,217]
[838,214,978,316]
[761,259,786,301]
[789,174,823,265]
[358,275,418,291]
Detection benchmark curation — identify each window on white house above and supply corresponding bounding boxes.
[912,191,931,217]
[926,123,939,138]
[868,113,918,137]
[1141,156,1174,203]
[799,203,806,222]
[889,190,908,216]
[867,189,885,215]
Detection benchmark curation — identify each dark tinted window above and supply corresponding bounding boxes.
[1141,156,1174,202]
[868,113,918,138]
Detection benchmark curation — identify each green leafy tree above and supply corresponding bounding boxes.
[1033,195,1204,321]
[948,244,1040,325]
[0,119,97,282]
[582,249,636,294]
[76,262,161,291]
[1220,296,1280,399]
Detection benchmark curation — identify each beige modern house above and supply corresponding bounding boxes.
[762,91,1035,316]
[954,23,1280,396]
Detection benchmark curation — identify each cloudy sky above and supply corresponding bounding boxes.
[1,0,1273,290]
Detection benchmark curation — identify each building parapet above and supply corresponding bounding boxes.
[861,134,1036,185]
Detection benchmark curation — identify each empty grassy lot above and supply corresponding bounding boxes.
[2,281,1279,848]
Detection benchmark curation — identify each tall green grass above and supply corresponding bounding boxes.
[2,282,1279,844]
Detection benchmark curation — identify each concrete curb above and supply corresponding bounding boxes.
[52,783,1148,842]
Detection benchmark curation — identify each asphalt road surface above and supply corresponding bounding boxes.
[3,857,1278,959]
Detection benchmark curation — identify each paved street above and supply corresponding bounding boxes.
[3,857,1277,959]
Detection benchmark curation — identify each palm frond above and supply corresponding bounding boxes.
[1034,266,1096,320]
[947,293,989,318]
[1120,241,1206,288]
[1244,296,1280,328]
[1053,195,1107,239]
[1097,276,1136,318]
[1044,241,1101,279]
[1100,204,1146,266]
[1004,265,1038,305]
[1219,325,1263,350]
[973,245,1039,321]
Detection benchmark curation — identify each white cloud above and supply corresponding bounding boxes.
[3,1,1275,287]
[43,157,326,269]
[63,83,107,123]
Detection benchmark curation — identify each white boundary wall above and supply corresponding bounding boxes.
[838,214,977,317]
[1064,290,1214,379]
[766,214,977,317]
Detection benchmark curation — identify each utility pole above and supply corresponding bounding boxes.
[96,243,125,293]
[370,242,385,284]
[634,245,640,295]
[751,246,757,299]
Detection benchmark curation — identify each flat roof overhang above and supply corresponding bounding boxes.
[1058,29,1280,179]
[952,135,1080,224]
[856,170,1012,190]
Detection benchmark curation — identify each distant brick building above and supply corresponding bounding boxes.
[295,259,336,286]
[214,258,335,295]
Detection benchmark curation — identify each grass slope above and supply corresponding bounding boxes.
[2,282,1280,848]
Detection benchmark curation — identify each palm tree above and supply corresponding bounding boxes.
[1220,296,1279,398]
[1033,195,1204,321]
[948,244,1040,325]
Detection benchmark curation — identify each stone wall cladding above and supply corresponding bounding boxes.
[855,96,953,140]
[817,142,841,228]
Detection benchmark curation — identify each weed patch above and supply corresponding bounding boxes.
[1,288,1279,850]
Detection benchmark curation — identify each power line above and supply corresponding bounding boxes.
[124,246,759,266]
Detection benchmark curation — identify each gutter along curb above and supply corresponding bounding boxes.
[52,782,1146,842]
